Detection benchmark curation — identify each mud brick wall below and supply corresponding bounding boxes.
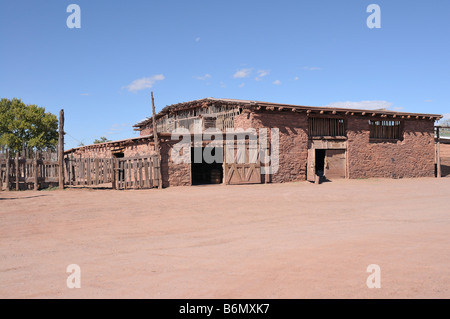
[161,142,191,187]
[123,143,155,157]
[234,111,309,182]
[67,142,155,158]
[140,126,152,136]
[347,117,435,178]
[67,146,113,158]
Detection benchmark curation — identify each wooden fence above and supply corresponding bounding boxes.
[114,155,160,190]
[0,154,59,191]
[64,155,160,189]
[65,157,114,186]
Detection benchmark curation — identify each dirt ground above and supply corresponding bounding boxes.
[0,177,449,299]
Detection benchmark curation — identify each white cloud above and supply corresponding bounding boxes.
[193,74,212,81]
[80,93,89,96]
[272,80,281,85]
[123,74,165,93]
[233,68,252,78]
[424,99,433,103]
[255,70,269,81]
[294,76,299,81]
[325,100,394,110]
[220,82,227,88]
[303,66,322,71]
[239,83,245,88]
[195,37,200,42]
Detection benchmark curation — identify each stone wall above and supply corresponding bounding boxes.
[161,141,191,187]
[347,117,435,178]
[234,111,309,183]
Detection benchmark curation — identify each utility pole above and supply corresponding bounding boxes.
[151,92,163,189]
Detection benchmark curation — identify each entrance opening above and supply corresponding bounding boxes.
[315,149,326,177]
[191,147,223,185]
[113,152,125,182]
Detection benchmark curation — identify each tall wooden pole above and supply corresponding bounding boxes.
[5,149,10,191]
[436,126,441,178]
[58,109,65,189]
[15,152,19,191]
[151,92,163,189]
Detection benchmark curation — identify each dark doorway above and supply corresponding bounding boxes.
[315,149,326,177]
[191,147,223,185]
[113,152,125,182]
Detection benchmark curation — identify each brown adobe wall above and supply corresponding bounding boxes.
[140,127,152,136]
[347,117,435,178]
[161,141,191,187]
[234,111,309,183]
[440,142,450,158]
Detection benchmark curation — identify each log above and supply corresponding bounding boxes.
[151,92,163,189]
[34,155,39,191]
[15,153,19,191]
[437,127,441,178]
[112,159,117,190]
[58,109,65,189]
[5,151,10,191]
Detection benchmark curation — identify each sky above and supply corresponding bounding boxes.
[1,0,449,149]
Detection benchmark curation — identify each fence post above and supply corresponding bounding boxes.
[436,127,441,178]
[0,158,3,192]
[15,153,20,191]
[112,158,117,190]
[34,152,39,191]
[5,150,10,191]
[58,109,65,189]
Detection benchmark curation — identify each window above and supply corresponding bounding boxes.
[369,120,402,140]
[308,118,345,137]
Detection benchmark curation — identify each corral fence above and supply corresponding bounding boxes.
[0,148,59,191]
[114,155,160,190]
[64,154,160,190]
[65,156,114,186]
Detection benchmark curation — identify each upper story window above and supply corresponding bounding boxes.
[369,120,402,140]
[308,117,345,137]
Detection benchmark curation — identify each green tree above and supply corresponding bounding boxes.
[0,98,58,152]
[93,136,111,144]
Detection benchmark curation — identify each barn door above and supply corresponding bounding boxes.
[325,150,346,179]
[307,148,315,182]
[224,142,261,185]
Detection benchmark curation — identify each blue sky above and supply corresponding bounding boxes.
[1,0,449,149]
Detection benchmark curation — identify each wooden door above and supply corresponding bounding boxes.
[224,142,261,185]
[307,148,316,182]
[325,149,346,179]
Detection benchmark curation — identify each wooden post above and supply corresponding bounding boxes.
[5,150,10,191]
[151,92,163,189]
[15,152,19,191]
[436,127,441,178]
[58,109,65,189]
[34,153,39,191]
[112,158,117,190]
[0,157,3,192]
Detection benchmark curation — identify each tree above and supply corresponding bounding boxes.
[0,98,58,152]
[93,136,111,144]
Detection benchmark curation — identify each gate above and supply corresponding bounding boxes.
[114,155,160,190]
[66,157,114,186]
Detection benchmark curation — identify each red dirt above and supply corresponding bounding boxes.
[0,178,449,299]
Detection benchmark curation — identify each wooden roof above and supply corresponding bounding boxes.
[133,98,443,129]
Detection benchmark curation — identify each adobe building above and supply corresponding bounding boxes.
[65,98,442,187]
